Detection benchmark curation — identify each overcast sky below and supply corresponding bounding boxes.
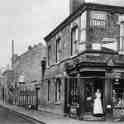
[1,0,124,69]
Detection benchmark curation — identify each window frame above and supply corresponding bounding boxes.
[56,37,61,63]
[71,25,79,56]
[120,21,124,52]
[48,45,51,66]
[55,78,61,104]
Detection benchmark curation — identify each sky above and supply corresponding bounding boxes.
[0,0,69,69]
[1,0,124,69]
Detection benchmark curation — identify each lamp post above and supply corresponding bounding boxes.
[41,57,46,81]
[35,57,46,110]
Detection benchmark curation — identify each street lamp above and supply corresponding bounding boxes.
[41,57,46,81]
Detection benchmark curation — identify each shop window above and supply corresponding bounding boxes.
[112,79,124,108]
[55,79,61,104]
[71,26,79,56]
[70,78,78,105]
[112,78,124,117]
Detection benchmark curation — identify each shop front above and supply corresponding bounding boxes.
[83,73,105,119]
[64,53,124,121]
[64,70,106,120]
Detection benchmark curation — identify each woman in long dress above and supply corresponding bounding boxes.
[93,89,103,116]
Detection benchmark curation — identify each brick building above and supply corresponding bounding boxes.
[44,0,124,120]
[13,43,46,105]
[13,43,46,83]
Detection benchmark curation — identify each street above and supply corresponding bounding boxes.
[0,106,43,124]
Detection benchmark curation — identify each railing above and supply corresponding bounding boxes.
[90,18,106,28]
[3,84,38,110]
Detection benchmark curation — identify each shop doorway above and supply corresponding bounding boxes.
[84,76,105,116]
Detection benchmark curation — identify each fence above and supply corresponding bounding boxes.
[5,84,38,110]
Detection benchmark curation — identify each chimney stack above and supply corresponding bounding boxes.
[70,0,85,14]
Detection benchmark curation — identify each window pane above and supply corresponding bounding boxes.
[56,38,61,62]
[71,27,79,56]
[120,23,124,51]
[81,11,87,29]
[55,79,61,104]
[48,46,51,65]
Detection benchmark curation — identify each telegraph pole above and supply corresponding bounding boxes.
[11,40,14,69]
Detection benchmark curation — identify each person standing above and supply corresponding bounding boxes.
[93,89,103,116]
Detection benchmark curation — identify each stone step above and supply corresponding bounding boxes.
[83,114,105,121]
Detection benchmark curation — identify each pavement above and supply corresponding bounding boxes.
[0,101,124,124]
[0,107,37,124]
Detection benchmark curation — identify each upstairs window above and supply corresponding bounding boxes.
[48,45,51,66]
[79,11,87,53]
[120,21,124,52]
[90,11,107,29]
[71,26,79,56]
[56,38,61,62]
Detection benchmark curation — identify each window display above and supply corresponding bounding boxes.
[112,81,124,108]
[112,79,124,117]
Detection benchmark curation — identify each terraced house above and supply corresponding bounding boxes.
[44,0,124,120]
[12,43,46,107]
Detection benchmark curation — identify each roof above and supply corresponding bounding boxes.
[13,42,46,63]
[44,2,124,42]
[2,70,14,76]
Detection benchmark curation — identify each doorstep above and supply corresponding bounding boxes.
[83,114,105,121]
